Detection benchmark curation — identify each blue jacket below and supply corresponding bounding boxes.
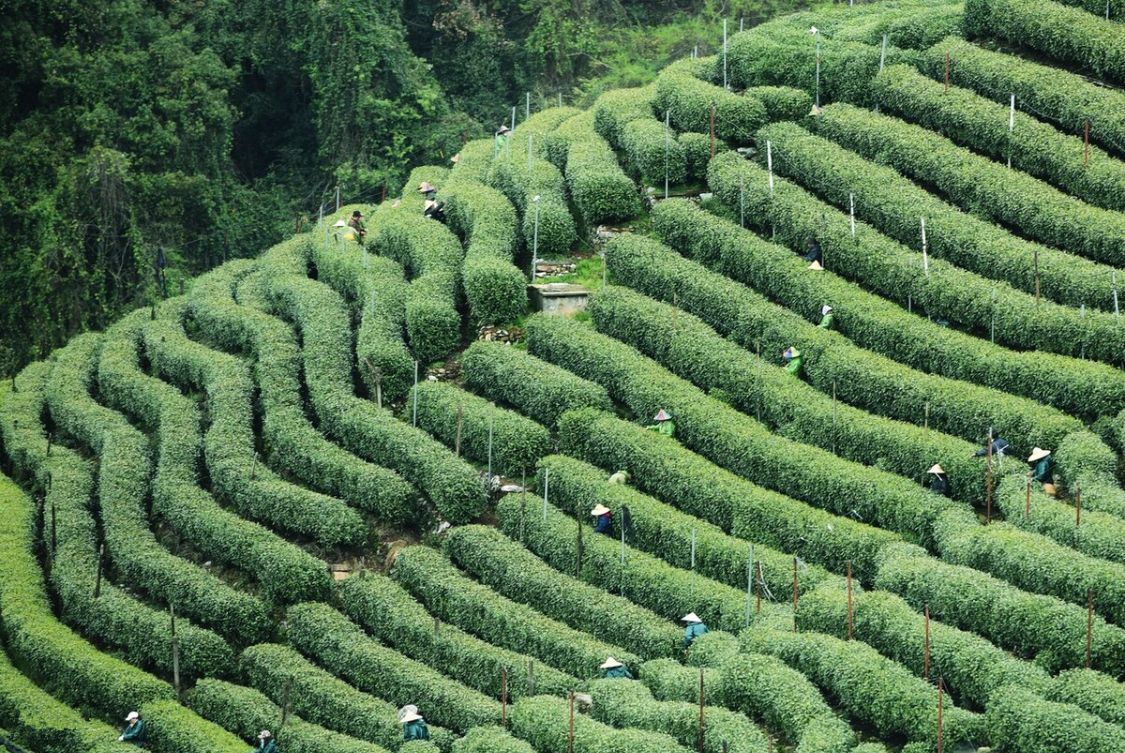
[254,740,278,753]
[603,665,634,679]
[121,720,145,745]
[1032,456,1054,483]
[593,512,614,536]
[684,622,709,648]
[404,720,430,741]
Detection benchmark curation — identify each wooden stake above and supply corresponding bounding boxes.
[94,544,104,598]
[924,604,931,681]
[1075,483,1082,527]
[454,404,464,458]
[846,561,853,640]
[944,51,950,93]
[1025,475,1032,519]
[985,428,994,524]
[792,557,799,631]
[698,669,706,753]
[1087,590,1094,669]
[502,667,508,726]
[710,102,717,158]
[755,561,763,614]
[1084,120,1091,167]
[936,677,944,753]
[568,692,575,753]
[170,603,181,699]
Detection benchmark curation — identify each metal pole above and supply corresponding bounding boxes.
[487,417,494,481]
[542,468,549,522]
[924,603,931,680]
[526,92,530,120]
[412,361,419,427]
[815,34,821,109]
[846,561,853,640]
[879,34,888,72]
[1087,590,1094,669]
[698,670,706,753]
[455,404,464,457]
[1008,95,1015,169]
[567,692,575,753]
[921,217,929,275]
[936,678,944,753]
[665,110,671,200]
[831,379,838,455]
[723,19,729,90]
[710,103,716,158]
[746,545,754,627]
[170,603,181,699]
[335,185,340,211]
[792,557,799,631]
[985,427,994,524]
[532,196,541,279]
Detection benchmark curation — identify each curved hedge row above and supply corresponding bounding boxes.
[143,315,365,548]
[589,679,768,753]
[678,132,728,181]
[589,280,983,508]
[259,271,485,524]
[654,69,766,144]
[460,341,611,428]
[964,0,1125,84]
[799,0,964,50]
[986,685,1125,753]
[604,216,1081,453]
[556,407,897,584]
[537,453,839,599]
[0,360,233,679]
[874,542,1125,675]
[1053,430,1125,518]
[695,163,1125,419]
[444,525,681,660]
[510,695,690,753]
[403,381,551,478]
[0,468,173,717]
[286,602,500,733]
[1047,669,1125,725]
[391,544,627,681]
[594,86,688,185]
[872,64,1125,213]
[135,700,247,753]
[338,567,576,698]
[192,265,415,521]
[995,479,1125,565]
[451,727,534,753]
[187,679,390,753]
[486,138,577,258]
[552,110,641,225]
[768,115,1125,312]
[923,36,1125,158]
[741,625,984,747]
[240,643,455,752]
[496,493,767,634]
[813,104,1125,271]
[796,586,1052,709]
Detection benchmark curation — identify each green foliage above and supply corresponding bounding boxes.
[404,381,550,477]
[1046,669,1125,725]
[338,566,576,698]
[444,525,681,660]
[964,0,1125,84]
[553,111,642,225]
[654,70,767,143]
[995,478,1125,564]
[742,625,984,747]
[460,341,612,428]
[872,64,1125,212]
[510,695,690,753]
[594,86,687,185]
[589,679,768,753]
[746,85,813,121]
[698,159,1125,420]
[1056,431,1125,518]
[763,1,965,50]
[286,602,501,733]
[136,699,244,753]
[187,679,390,753]
[390,545,622,681]
[451,727,534,753]
[986,685,1125,753]
[677,132,728,181]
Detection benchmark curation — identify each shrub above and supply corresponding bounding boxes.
[604,216,1081,453]
[746,85,812,121]
[338,567,576,697]
[403,381,551,478]
[872,64,1125,212]
[995,476,1125,564]
[594,85,688,185]
[444,525,681,660]
[986,685,1125,753]
[391,545,624,681]
[485,145,576,258]
[186,679,390,753]
[677,132,727,181]
[1047,669,1125,725]
[286,602,500,733]
[1055,431,1125,518]
[589,679,768,753]
[654,70,767,143]
[792,0,964,49]
[812,104,1125,271]
[697,160,1125,419]
[921,36,1125,159]
[510,695,690,753]
[741,625,984,747]
[553,110,641,225]
[589,280,982,512]
[451,727,534,753]
[136,700,245,753]
[459,341,611,428]
[964,0,1125,84]
[239,643,455,752]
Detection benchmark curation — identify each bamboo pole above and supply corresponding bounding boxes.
[846,561,853,640]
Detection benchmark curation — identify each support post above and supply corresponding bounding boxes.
[568,692,575,753]
[766,141,774,194]
[526,92,530,120]
[698,669,706,753]
[792,557,799,631]
[531,196,541,279]
[170,604,181,699]
[985,427,994,524]
[94,544,104,598]
[455,404,464,458]
[335,184,340,211]
[921,217,929,275]
[488,417,494,482]
[745,545,754,627]
[665,110,671,200]
[924,603,931,681]
[412,361,419,427]
[936,678,944,753]
[1008,95,1015,169]
[1087,590,1094,669]
[879,35,887,72]
[846,561,853,640]
[722,19,729,90]
[814,33,821,109]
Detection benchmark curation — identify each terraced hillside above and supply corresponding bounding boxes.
[2,1,1125,752]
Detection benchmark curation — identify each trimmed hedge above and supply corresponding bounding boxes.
[996,477,1125,565]
[770,114,1125,313]
[444,525,681,660]
[510,695,690,753]
[191,264,415,521]
[594,86,688,185]
[964,0,1125,84]
[678,132,728,181]
[537,453,838,601]
[747,86,813,122]
[796,586,1052,709]
[795,0,965,49]
[874,542,1125,675]
[1047,669,1125,724]
[741,625,984,747]
[451,727,534,753]
[239,643,455,752]
[460,341,611,428]
[654,69,767,144]
[1055,430,1125,518]
[556,408,898,584]
[813,103,1125,271]
[0,360,233,680]
[589,679,768,753]
[923,36,1125,158]
[403,381,551,478]
[338,567,576,697]
[552,110,641,225]
[986,685,1125,753]
[136,700,244,753]
[0,468,173,717]
[286,602,501,732]
[187,679,390,753]
[589,280,983,510]
[695,162,1125,419]
[390,545,627,681]
[872,63,1125,213]
[485,136,577,258]
[604,215,1081,453]
[143,314,365,548]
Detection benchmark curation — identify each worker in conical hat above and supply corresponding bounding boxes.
[253,730,278,753]
[398,705,431,741]
[590,503,614,536]
[927,464,949,497]
[818,304,834,330]
[808,260,824,271]
[417,181,436,197]
[802,236,822,265]
[496,124,511,151]
[118,711,145,745]
[1028,448,1055,495]
[783,347,803,376]
[423,199,446,223]
[347,210,366,245]
[600,656,633,679]
[608,470,629,485]
[682,612,709,648]
[974,437,1009,458]
[648,408,675,438]
[451,154,461,165]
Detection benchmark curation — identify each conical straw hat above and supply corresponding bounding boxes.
[1028,447,1051,463]
[590,504,610,517]
[599,657,623,669]
[928,464,944,475]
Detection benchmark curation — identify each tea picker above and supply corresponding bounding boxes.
[1028,447,1056,496]
[423,199,446,223]
[927,464,950,497]
[682,612,709,648]
[118,711,146,746]
[252,730,278,753]
[608,470,629,485]
[818,304,833,330]
[591,503,614,537]
[417,181,437,199]
[782,347,803,377]
[802,236,822,265]
[974,437,1009,458]
[495,124,511,153]
[649,409,675,438]
[399,705,431,741]
[600,656,634,679]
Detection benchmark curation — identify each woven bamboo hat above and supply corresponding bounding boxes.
[599,657,623,669]
[590,504,611,517]
[1028,447,1051,463]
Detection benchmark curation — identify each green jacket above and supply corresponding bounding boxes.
[649,420,676,438]
[254,740,278,753]
[1032,456,1053,483]
[404,720,430,741]
[495,134,508,152]
[818,313,834,330]
[121,720,145,745]
[684,622,709,648]
[603,665,634,679]
[785,355,803,376]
